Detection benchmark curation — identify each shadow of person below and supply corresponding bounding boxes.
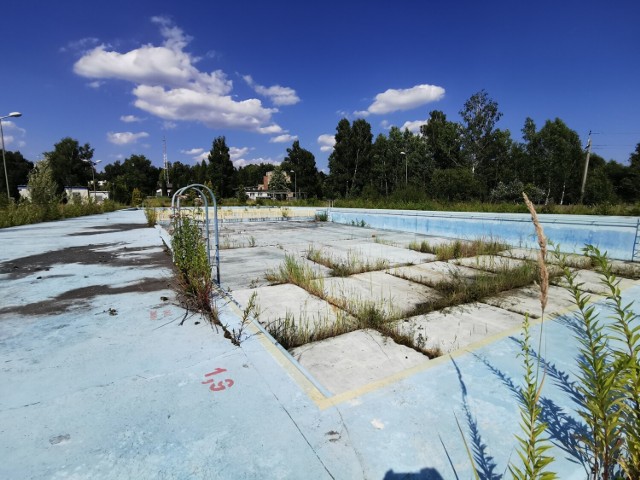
[383,467,444,480]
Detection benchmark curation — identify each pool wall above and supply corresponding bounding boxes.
[328,208,640,261]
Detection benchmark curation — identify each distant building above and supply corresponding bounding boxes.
[18,185,110,203]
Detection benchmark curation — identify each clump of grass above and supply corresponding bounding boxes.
[265,254,324,297]
[266,310,354,350]
[402,261,543,317]
[315,211,328,222]
[408,238,508,261]
[307,247,389,276]
[143,206,157,227]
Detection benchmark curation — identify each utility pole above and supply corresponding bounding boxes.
[163,137,171,196]
[579,131,592,204]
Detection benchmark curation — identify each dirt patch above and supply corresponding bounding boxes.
[0,244,172,280]
[0,278,173,316]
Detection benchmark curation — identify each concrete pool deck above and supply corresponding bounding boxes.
[1,209,639,479]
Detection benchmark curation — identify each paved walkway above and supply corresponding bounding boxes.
[1,210,639,479]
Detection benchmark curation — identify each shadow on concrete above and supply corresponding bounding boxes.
[473,349,590,470]
[451,358,501,480]
[383,467,444,480]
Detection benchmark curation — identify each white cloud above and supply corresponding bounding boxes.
[358,84,445,116]
[269,134,297,143]
[243,75,300,106]
[88,80,104,89]
[182,147,204,155]
[1,121,26,147]
[107,131,150,145]
[317,134,336,152]
[400,119,428,133]
[74,17,283,134]
[161,121,177,130]
[120,114,143,123]
[233,156,279,168]
[60,37,100,53]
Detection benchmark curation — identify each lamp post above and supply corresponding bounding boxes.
[400,151,407,186]
[289,170,297,200]
[83,159,102,201]
[1,112,22,201]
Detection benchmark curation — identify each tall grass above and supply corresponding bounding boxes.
[0,200,120,228]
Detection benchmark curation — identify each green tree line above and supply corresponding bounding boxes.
[2,90,639,206]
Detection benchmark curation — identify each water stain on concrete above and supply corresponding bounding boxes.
[0,278,173,316]
[66,223,148,236]
[0,244,172,280]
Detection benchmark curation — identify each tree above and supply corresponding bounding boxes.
[237,163,275,189]
[103,155,159,204]
[268,166,289,192]
[27,158,58,205]
[168,161,196,192]
[327,118,373,197]
[281,140,321,198]
[45,137,94,194]
[459,90,503,174]
[429,167,485,201]
[535,119,584,204]
[207,136,236,198]
[420,110,464,170]
[0,150,33,200]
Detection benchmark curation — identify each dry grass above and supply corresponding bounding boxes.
[408,238,509,261]
[307,247,389,277]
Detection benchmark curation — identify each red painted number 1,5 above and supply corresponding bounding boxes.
[202,368,234,392]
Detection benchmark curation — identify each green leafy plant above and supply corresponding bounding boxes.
[510,315,557,480]
[171,216,215,319]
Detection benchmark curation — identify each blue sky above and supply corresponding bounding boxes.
[2,0,639,173]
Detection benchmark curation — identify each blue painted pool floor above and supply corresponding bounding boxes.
[1,209,638,479]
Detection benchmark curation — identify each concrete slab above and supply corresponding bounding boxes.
[454,254,529,272]
[232,283,349,330]
[220,246,329,291]
[483,284,576,318]
[389,261,487,287]
[290,329,428,395]
[394,302,526,353]
[310,241,435,267]
[552,267,638,294]
[498,247,592,268]
[316,271,440,317]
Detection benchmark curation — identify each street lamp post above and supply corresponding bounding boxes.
[400,151,407,186]
[1,112,22,201]
[289,170,297,200]
[83,159,102,201]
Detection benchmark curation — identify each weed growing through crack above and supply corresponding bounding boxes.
[307,246,389,276]
[266,309,354,349]
[315,211,328,222]
[229,291,258,345]
[265,254,325,297]
[408,238,508,261]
